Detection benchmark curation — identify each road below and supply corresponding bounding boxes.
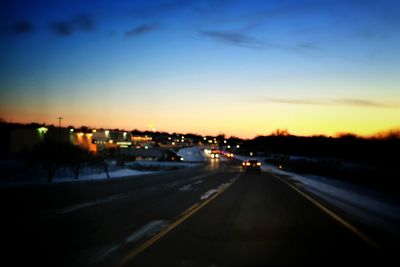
[1,158,391,266]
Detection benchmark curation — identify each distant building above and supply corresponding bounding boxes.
[92,130,132,150]
[9,126,73,154]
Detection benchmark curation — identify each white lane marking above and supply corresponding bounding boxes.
[58,193,127,214]
[59,173,214,215]
[179,184,192,191]
[185,172,216,183]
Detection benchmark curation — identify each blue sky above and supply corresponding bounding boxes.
[1,0,399,137]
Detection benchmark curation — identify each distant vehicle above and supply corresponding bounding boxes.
[225,152,234,158]
[242,160,261,173]
[165,149,184,161]
[210,153,219,159]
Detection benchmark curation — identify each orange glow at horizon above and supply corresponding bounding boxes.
[2,101,399,139]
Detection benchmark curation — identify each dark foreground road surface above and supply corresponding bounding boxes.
[1,159,394,266]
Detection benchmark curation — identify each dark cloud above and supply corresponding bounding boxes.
[257,97,327,105]
[12,21,34,34]
[254,97,399,108]
[199,30,320,52]
[124,24,159,38]
[50,22,72,36]
[199,30,266,49]
[332,98,398,108]
[49,14,95,37]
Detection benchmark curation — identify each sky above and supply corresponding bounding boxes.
[0,0,399,138]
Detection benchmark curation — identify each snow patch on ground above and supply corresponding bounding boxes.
[94,220,168,262]
[177,147,207,162]
[200,189,219,200]
[200,181,234,200]
[55,169,156,183]
[125,220,169,243]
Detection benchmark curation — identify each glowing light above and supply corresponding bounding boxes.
[117,141,131,146]
[132,136,152,141]
[37,127,48,134]
[92,129,97,133]
[70,128,74,132]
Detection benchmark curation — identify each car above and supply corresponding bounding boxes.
[225,152,234,158]
[242,159,261,173]
[210,153,219,159]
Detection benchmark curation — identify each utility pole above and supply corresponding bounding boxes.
[58,117,63,141]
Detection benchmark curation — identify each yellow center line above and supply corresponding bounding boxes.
[270,173,381,251]
[118,173,241,266]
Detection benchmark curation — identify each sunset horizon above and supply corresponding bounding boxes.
[1,1,399,140]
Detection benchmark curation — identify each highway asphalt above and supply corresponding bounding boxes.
[0,158,391,266]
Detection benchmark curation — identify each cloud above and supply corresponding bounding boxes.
[124,24,159,38]
[199,30,265,49]
[49,14,95,37]
[199,29,320,52]
[332,98,398,108]
[11,21,34,34]
[255,97,399,108]
[257,97,327,105]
